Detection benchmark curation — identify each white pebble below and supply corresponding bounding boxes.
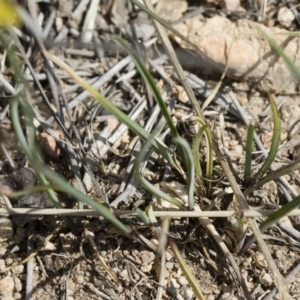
[278,7,295,28]
[74,276,84,284]
[0,259,6,271]
[0,276,14,296]
[165,251,173,261]
[14,292,22,299]
[165,262,174,270]
[178,276,188,286]
[260,273,273,286]
[13,277,22,292]
[11,265,24,274]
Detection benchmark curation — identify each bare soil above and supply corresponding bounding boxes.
[1,0,300,299]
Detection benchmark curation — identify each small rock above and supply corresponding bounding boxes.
[37,131,61,158]
[165,262,174,270]
[68,279,76,291]
[0,276,14,297]
[170,278,180,289]
[140,250,155,265]
[66,289,73,296]
[120,269,129,278]
[13,277,22,292]
[0,259,6,271]
[278,7,295,28]
[234,144,243,156]
[5,258,13,266]
[11,265,24,274]
[165,251,173,261]
[186,289,194,299]
[74,276,84,284]
[43,241,56,251]
[172,85,189,103]
[255,253,268,268]
[178,276,188,286]
[260,273,273,286]
[219,0,240,10]
[141,264,152,273]
[220,293,231,299]
[275,250,283,259]
[13,292,22,299]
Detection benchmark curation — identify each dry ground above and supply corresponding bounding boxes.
[1,0,300,299]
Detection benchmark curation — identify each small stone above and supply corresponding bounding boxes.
[219,0,240,10]
[186,289,194,299]
[220,293,231,299]
[11,265,24,274]
[13,277,22,292]
[178,276,188,286]
[37,131,61,158]
[255,253,268,268]
[165,251,173,261]
[74,276,84,284]
[0,259,6,271]
[172,85,189,103]
[13,292,22,299]
[141,264,152,273]
[0,276,14,297]
[43,241,56,251]
[5,258,13,265]
[234,144,243,156]
[68,279,76,291]
[140,250,155,265]
[260,273,273,286]
[66,289,73,296]
[278,7,295,28]
[170,278,180,289]
[165,262,174,270]
[120,269,128,278]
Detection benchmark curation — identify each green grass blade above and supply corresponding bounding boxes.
[42,167,132,235]
[10,98,131,235]
[45,51,176,168]
[112,36,193,171]
[134,134,184,209]
[254,94,281,178]
[192,125,208,194]
[169,239,205,300]
[244,157,300,196]
[244,124,255,185]
[239,194,300,255]
[112,35,179,139]
[259,28,300,80]
[190,117,213,196]
[173,137,194,211]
